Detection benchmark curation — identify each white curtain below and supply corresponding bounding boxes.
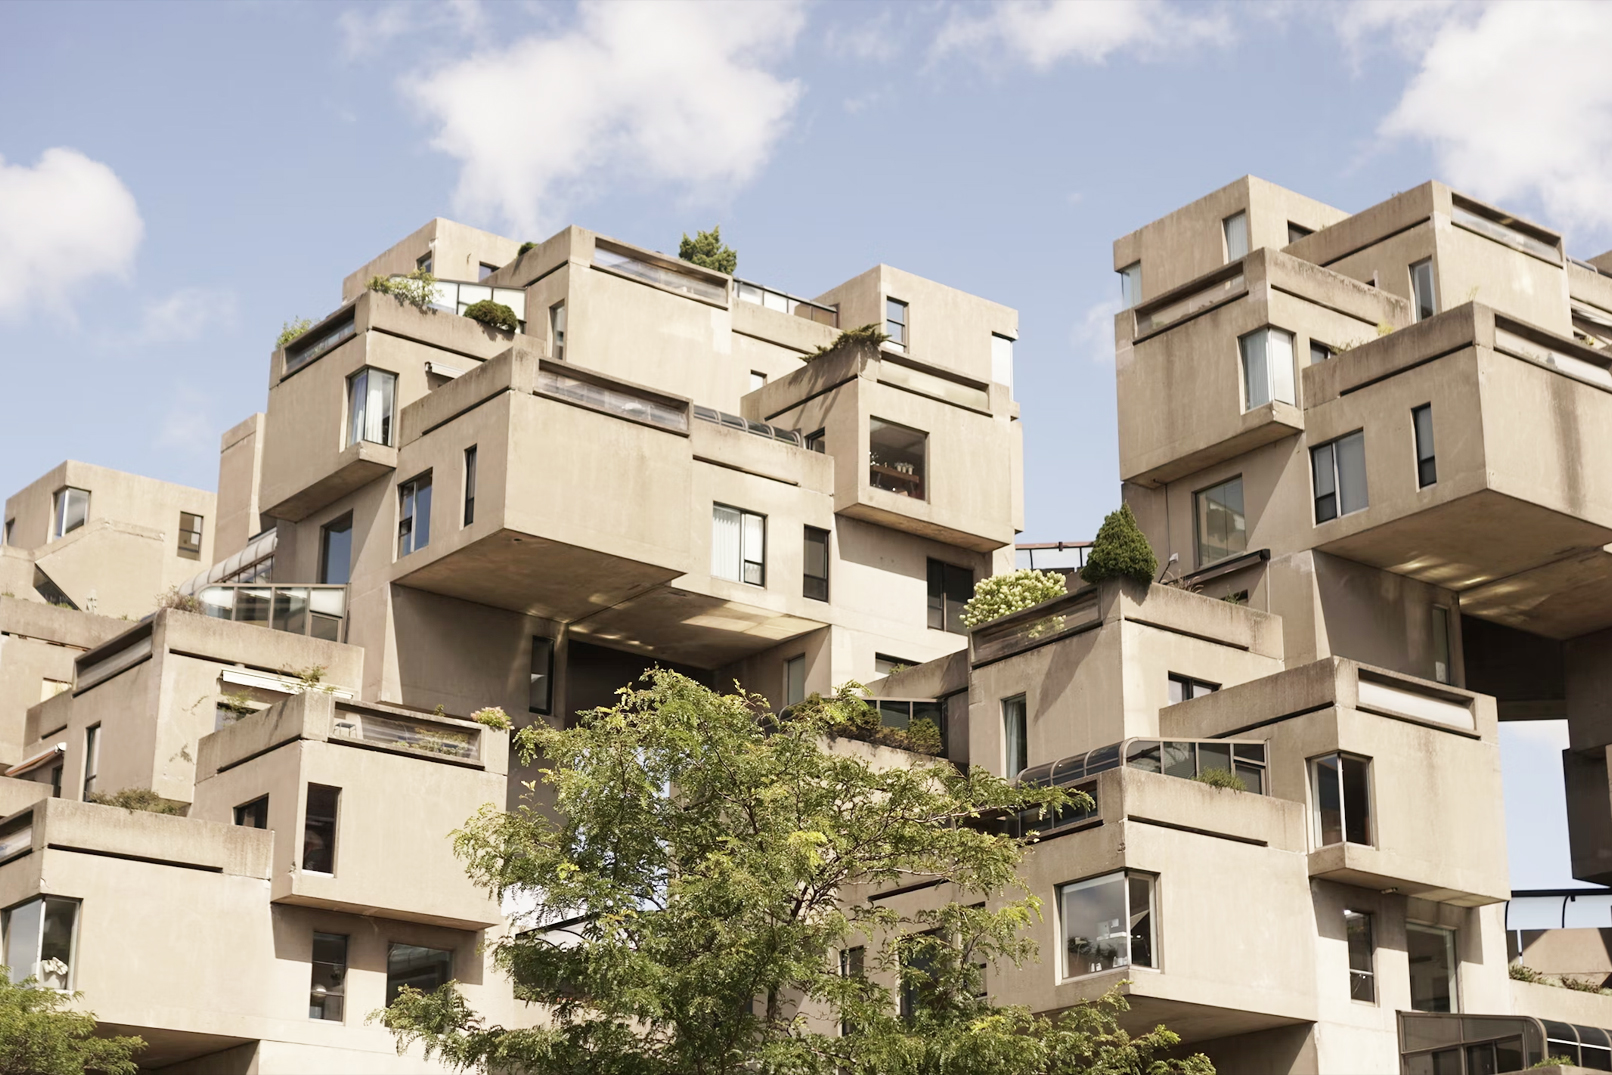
[711,505,741,581]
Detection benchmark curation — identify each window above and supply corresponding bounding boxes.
[869,418,926,500]
[52,488,89,540]
[319,514,353,586]
[1003,695,1028,777]
[712,505,765,586]
[2,897,78,989]
[785,655,806,707]
[875,699,944,737]
[463,446,478,527]
[347,368,397,447]
[1288,222,1314,244]
[875,654,917,676]
[803,526,829,601]
[1118,262,1142,309]
[1059,871,1155,978]
[1411,259,1437,322]
[1413,404,1436,488]
[49,765,62,798]
[839,946,864,1036]
[749,371,767,393]
[1432,606,1452,685]
[805,428,825,454]
[416,252,433,274]
[885,298,908,351]
[991,333,1014,389]
[899,931,940,1021]
[235,796,269,829]
[1194,476,1246,567]
[1312,431,1368,523]
[1240,327,1296,409]
[529,637,554,715]
[1311,753,1371,847]
[478,262,497,282]
[387,944,452,1005]
[310,933,348,1021]
[1167,675,1218,704]
[81,725,99,799]
[927,560,973,634]
[398,473,433,557]
[2,519,11,545]
[1310,340,1333,364]
[177,512,204,559]
[303,783,339,874]
[549,302,566,361]
[1407,923,1458,1012]
[1223,211,1249,261]
[1345,910,1376,1003]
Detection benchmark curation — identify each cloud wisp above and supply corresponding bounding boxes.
[933,0,1231,69]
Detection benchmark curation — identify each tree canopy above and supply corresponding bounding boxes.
[0,975,143,1075]
[380,671,1211,1075]
[678,227,737,275]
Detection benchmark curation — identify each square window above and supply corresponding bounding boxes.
[2,896,78,989]
[1194,476,1246,567]
[1310,340,1333,365]
[805,428,826,454]
[478,262,497,282]
[869,418,926,500]
[749,370,767,393]
[1311,432,1368,523]
[712,505,765,586]
[234,796,269,829]
[52,488,89,541]
[387,943,452,1005]
[1058,871,1155,979]
[1288,222,1314,244]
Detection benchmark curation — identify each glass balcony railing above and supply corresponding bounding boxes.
[195,584,348,642]
[330,708,480,762]
[427,279,527,330]
[537,368,689,433]
[593,245,727,304]
[284,314,357,375]
[731,278,838,327]
[1451,202,1561,264]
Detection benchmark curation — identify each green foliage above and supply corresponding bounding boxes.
[86,787,184,816]
[157,587,203,614]
[471,707,512,731]
[276,318,313,349]
[463,300,519,333]
[367,270,439,313]
[1509,962,1548,983]
[0,975,143,1074]
[678,226,737,275]
[1193,768,1247,792]
[217,690,257,723]
[961,570,1068,628]
[1508,962,1610,994]
[793,682,944,756]
[283,665,335,694]
[1080,505,1159,587]
[809,322,891,359]
[1560,975,1610,994]
[518,241,537,256]
[376,670,1202,1075]
[1532,1058,1574,1069]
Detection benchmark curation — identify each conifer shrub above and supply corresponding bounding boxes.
[678,226,737,274]
[1080,504,1158,586]
[463,300,518,332]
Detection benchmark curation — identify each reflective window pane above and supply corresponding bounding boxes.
[1060,873,1129,977]
[1407,923,1458,1013]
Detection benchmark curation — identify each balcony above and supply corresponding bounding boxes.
[192,582,348,642]
[1302,303,1612,639]
[731,277,838,327]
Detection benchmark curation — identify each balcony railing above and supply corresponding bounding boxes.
[731,277,838,327]
[195,583,348,642]
[330,707,480,763]
[692,405,803,447]
[593,244,727,304]
[538,368,689,433]
[427,279,527,330]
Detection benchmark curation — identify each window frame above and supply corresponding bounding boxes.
[802,526,829,601]
[177,511,204,559]
[1287,222,1314,244]
[1345,909,1376,1004]
[529,636,555,715]
[1239,326,1296,410]
[477,262,497,282]
[310,931,349,1022]
[991,333,1014,389]
[711,504,766,587]
[1406,921,1460,1013]
[303,783,340,875]
[51,487,90,541]
[1410,258,1438,322]
[549,301,566,361]
[1223,211,1249,262]
[1310,339,1333,365]
[784,655,806,708]
[398,471,434,558]
[885,297,908,351]
[1432,606,1452,685]
[416,252,433,274]
[1167,674,1219,704]
[1309,752,1373,848]
[234,795,269,829]
[926,559,973,635]
[319,513,354,586]
[347,367,398,448]
[1311,430,1368,524]
[1118,262,1142,309]
[1002,694,1028,778]
[463,446,478,527]
[1057,870,1157,981]
[1413,404,1436,488]
[868,417,927,501]
[82,724,100,799]
[2,895,80,990]
[1193,475,1246,568]
[804,428,826,454]
[386,943,453,1007]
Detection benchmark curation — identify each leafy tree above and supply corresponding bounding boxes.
[960,569,1068,628]
[378,671,1210,1075]
[1079,505,1158,586]
[367,269,439,313]
[678,227,737,275]
[0,974,143,1075]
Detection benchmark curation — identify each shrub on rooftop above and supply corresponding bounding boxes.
[960,569,1067,628]
[1079,504,1158,586]
[678,225,737,274]
[276,318,312,349]
[463,300,518,333]
[367,269,438,313]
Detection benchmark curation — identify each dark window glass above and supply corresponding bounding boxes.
[1313,754,1343,845]
[463,446,478,526]
[840,946,864,1036]
[310,932,348,1021]
[1342,755,1372,845]
[416,252,433,274]
[303,784,339,874]
[1167,675,1218,704]
[1310,340,1332,364]
[1128,874,1155,968]
[1414,404,1437,487]
[899,932,938,1021]
[1407,923,1457,1012]
[1002,695,1027,777]
[49,765,61,798]
[805,428,825,454]
[1288,222,1314,244]
[1412,259,1437,322]
[927,559,973,634]
[234,796,269,829]
[869,418,926,500]
[320,515,353,585]
[82,724,99,798]
[1345,910,1375,1002]
[530,637,554,715]
[803,526,829,601]
[399,473,433,557]
[387,944,452,1005]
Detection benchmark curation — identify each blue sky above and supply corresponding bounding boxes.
[2,0,1608,888]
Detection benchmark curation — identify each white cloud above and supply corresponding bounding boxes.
[1326,0,1462,61]
[933,0,1231,68]
[409,0,805,237]
[338,0,486,60]
[1379,1,1612,234]
[0,148,143,321]
[1070,296,1123,364]
[138,286,238,344]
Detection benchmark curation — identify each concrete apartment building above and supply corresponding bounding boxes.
[0,179,1608,1071]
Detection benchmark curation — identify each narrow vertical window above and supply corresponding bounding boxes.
[529,636,554,715]
[784,655,806,707]
[319,514,353,585]
[1406,923,1458,1012]
[1411,259,1437,321]
[234,796,269,829]
[347,367,397,447]
[1059,871,1155,978]
[52,488,89,540]
[1311,753,1372,847]
[2,519,12,546]
[839,946,864,1036]
[1240,327,1296,409]
[803,526,829,601]
[387,944,452,1005]
[869,419,926,500]
[310,932,348,1021]
[1311,432,1368,523]
[885,298,908,351]
[81,725,99,799]
[926,559,973,634]
[1002,694,1028,778]
[1345,910,1376,1003]
[49,765,62,798]
[398,473,433,557]
[550,302,566,361]
[991,333,1014,389]
[1413,404,1436,488]
[463,446,478,527]
[1432,606,1452,685]
[1118,262,1142,309]
[1223,211,1249,261]
[1194,476,1246,567]
[177,512,204,559]
[712,505,765,586]
[303,784,340,874]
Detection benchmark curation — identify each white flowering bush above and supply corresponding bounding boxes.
[959,569,1067,628]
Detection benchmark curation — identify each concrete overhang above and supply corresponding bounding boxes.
[1307,842,1504,908]
[260,438,396,523]
[567,582,828,668]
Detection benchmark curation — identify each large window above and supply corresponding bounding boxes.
[463,446,478,526]
[550,302,566,361]
[1413,404,1436,488]
[885,298,908,351]
[398,473,433,557]
[387,944,452,1005]
[1194,476,1246,567]
[303,783,340,874]
[1407,923,1458,1013]
[868,419,926,500]
[712,505,765,586]
[235,796,269,829]
[1345,910,1376,1003]
[1411,259,1437,322]
[1240,327,1296,409]
[82,725,99,799]
[529,637,554,715]
[52,487,89,541]
[1059,872,1155,979]
[310,932,348,1021]
[926,559,973,635]
[178,512,204,559]
[319,514,353,586]
[1312,431,1368,523]
[991,333,1014,389]
[1002,695,1028,778]
[3,896,78,989]
[1118,262,1142,309]
[347,368,397,447]
[1223,211,1249,262]
[803,526,829,601]
[785,655,806,707]
[1311,753,1372,847]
